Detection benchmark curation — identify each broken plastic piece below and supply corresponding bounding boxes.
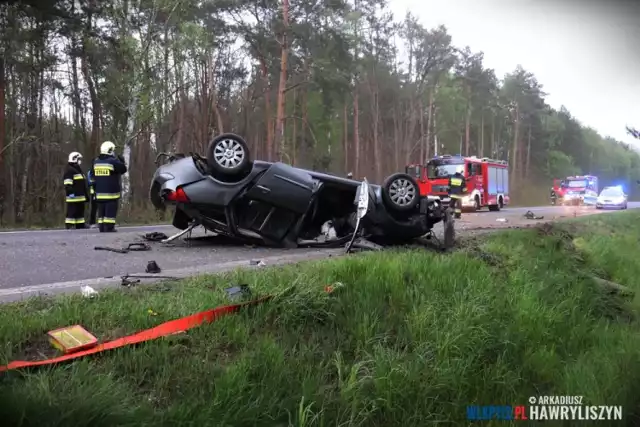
[143,232,169,242]
[524,210,544,220]
[225,284,252,301]
[81,285,98,298]
[496,218,508,223]
[249,259,266,266]
[47,325,98,354]
[146,260,161,273]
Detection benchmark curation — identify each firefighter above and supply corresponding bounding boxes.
[87,168,98,227]
[91,141,127,232]
[63,151,88,229]
[448,169,467,219]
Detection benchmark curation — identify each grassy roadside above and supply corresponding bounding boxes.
[1,213,640,426]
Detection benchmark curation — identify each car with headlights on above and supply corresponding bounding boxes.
[596,186,627,210]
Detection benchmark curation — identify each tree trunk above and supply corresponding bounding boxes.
[0,57,4,174]
[464,84,471,156]
[512,102,520,186]
[292,88,297,165]
[480,111,485,157]
[343,101,349,173]
[353,85,360,178]
[419,97,425,164]
[259,59,273,161]
[526,122,532,179]
[425,85,434,160]
[490,110,496,157]
[274,0,290,161]
[80,37,101,156]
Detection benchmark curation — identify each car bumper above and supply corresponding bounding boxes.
[596,202,625,209]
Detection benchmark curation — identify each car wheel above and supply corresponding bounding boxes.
[474,196,480,211]
[207,133,251,177]
[381,173,420,212]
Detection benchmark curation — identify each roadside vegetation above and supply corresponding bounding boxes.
[1,212,640,426]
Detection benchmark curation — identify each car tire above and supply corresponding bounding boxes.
[474,196,480,211]
[381,173,420,212]
[207,133,251,178]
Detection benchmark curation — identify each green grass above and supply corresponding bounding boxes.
[2,213,640,426]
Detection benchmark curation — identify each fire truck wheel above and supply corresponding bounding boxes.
[381,173,420,212]
[473,196,480,211]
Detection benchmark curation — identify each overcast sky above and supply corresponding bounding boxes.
[388,0,640,148]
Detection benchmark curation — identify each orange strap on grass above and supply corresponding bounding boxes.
[0,296,272,373]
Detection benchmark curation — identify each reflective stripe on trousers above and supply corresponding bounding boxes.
[66,196,87,203]
[95,193,120,200]
[65,218,86,224]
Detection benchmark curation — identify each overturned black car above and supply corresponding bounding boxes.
[149,134,454,249]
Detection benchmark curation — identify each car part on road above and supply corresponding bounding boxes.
[94,242,151,254]
[524,211,544,220]
[120,273,180,287]
[146,261,161,273]
[142,232,169,242]
[161,223,199,244]
[346,237,384,252]
[249,259,266,266]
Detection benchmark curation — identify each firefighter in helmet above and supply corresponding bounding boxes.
[448,166,467,219]
[90,141,127,232]
[63,151,88,229]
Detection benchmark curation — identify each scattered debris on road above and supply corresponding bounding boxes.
[142,232,169,242]
[496,218,508,223]
[94,242,151,254]
[146,260,161,273]
[524,210,544,220]
[250,259,266,266]
[120,273,180,287]
[80,285,98,298]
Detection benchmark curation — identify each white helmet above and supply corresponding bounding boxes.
[68,151,83,164]
[100,141,116,155]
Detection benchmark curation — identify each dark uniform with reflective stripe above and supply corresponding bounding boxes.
[63,163,88,229]
[91,154,127,232]
[87,169,98,226]
[448,172,467,219]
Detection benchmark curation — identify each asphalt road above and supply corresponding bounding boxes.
[0,203,637,297]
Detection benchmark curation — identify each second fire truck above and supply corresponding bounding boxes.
[406,155,510,211]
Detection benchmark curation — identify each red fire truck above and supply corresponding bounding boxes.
[550,175,598,206]
[406,155,510,211]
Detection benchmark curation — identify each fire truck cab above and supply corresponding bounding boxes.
[406,155,510,212]
[550,175,598,206]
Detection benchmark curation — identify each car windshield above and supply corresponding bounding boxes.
[427,160,464,179]
[600,188,623,197]
[567,179,587,188]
